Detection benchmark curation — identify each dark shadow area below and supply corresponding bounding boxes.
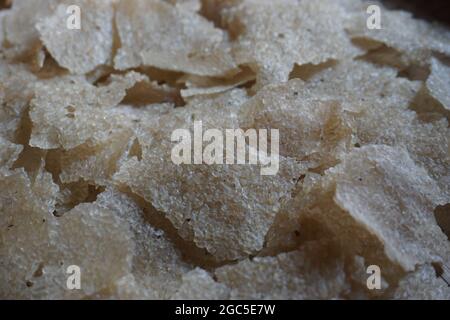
[381,0,450,26]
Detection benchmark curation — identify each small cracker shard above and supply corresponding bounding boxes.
[180,68,255,99]
[114,0,237,76]
[29,72,146,150]
[215,241,349,299]
[427,58,450,111]
[57,104,174,186]
[58,129,133,186]
[224,0,361,87]
[36,0,114,74]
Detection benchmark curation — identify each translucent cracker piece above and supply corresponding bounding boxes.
[303,59,421,102]
[180,69,255,99]
[58,129,133,185]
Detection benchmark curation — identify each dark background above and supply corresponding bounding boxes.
[380,0,450,25]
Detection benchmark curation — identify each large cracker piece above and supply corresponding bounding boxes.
[308,145,450,271]
[114,0,237,76]
[224,0,361,87]
[299,60,450,197]
[114,90,306,261]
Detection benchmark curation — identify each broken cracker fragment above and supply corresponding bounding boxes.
[224,0,361,87]
[239,79,353,171]
[2,0,58,58]
[29,71,146,150]
[115,0,237,76]
[180,68,255,99]
[332,145,449,271]
[1,183,192,299]
[36,0,114,74]
[292,145,450,273]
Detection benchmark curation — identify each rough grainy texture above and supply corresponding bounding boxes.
[427,57,450,110]
[36,0,114,74]
[2,0,58,56]
[114,0,237,76]
[215,241,350,299]
[393,264,450,300]
[223,0,361,87]
[171,268,230,300]
[0,0,449,300]
[29,72,146,149]
[346,3,450,65]
[113,89,307,261]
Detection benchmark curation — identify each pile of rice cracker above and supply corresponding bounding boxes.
[0,0,449,299]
